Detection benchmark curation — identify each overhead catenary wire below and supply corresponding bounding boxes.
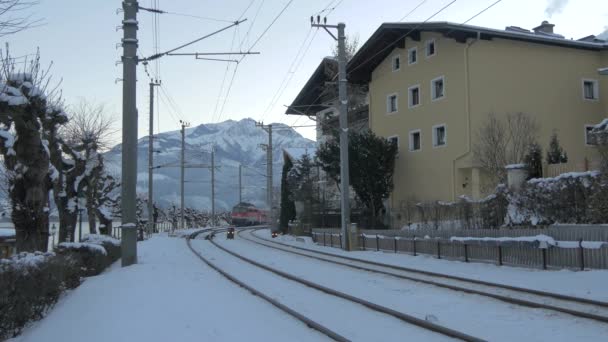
[399,0,428,21]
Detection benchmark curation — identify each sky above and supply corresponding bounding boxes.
[5,0,608,145]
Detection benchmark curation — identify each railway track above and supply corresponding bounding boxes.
[241,228,608,325]
[187,228,484,342]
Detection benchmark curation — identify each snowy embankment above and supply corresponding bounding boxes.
[13,235,326,342]
[228,232,608,341]
[257,230,608,302]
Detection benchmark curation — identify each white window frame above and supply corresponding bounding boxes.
[386,93,398,114]
[408,84,421,108]
[391,54,401,72]
[425,39,436,58]
[430,75,445,101]
[408,47,418,65]
[432,124,447,148]
[409,129,422,152]
[582,79,599,101]
[585,124,596,146]
[387,135,400,156]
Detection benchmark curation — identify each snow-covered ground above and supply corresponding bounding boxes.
[257,230,608,302]
[13,230,608,342]
[13,234,327,342]
[223,231,608,341]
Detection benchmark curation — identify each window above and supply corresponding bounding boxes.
[409,130,421,151]
[431,76,445,101]
[387,135,399,154]
[426,39,436,57]
[392,55,400,71]
[408,85,420,108]
[433,124,447,147]
[585,125,596,146]
[408,47,417,65]
[583,79,599,100]
[387,93,398,113]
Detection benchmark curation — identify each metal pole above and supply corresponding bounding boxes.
[211,146,216,227]
[148,81,159,235]
[180,122,185,229]
[238,164,242,204]
[78,208,83,242]
[268,125,273,229]
[337,23,351,251]
[120,0,139,266]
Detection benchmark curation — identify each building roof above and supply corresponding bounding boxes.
[285,57,337,116]
[347,22,608,83]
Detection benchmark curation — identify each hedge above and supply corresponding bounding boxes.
[0,235,121,339]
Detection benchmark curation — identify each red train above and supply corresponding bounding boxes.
[231,202,268,226]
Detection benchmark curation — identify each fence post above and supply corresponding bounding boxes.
[361,234,366,251]
[323,232,326,246]
[339,234,342,249]
[437,241,441,259]
[498,245,503,266]
[541,248,547,270]
[330,233,332,247]
[413,237,417,256]
[394,237,398,253]
[376,235,380,251]
[464,244,469,263]
[579,238,585,271]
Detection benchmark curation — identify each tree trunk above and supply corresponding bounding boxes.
[87,204,97,234]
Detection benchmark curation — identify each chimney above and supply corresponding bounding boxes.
[533,20,555,34]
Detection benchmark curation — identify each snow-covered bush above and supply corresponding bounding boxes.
[82,234,121,262]
[507,171,601,225]
[56,240,116,276]
[0,252,80,339]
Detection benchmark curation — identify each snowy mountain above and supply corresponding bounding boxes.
[104,118,315,211]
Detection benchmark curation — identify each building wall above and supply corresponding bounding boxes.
[369,31,606,207]
[369,32,469,206]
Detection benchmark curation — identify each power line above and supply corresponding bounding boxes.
[216,62,240,123]
[245,0,294,52]
[240,0,265,50]
[212,28,239,123]
[399,0,427,21]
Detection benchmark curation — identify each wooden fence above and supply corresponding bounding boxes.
[311,225,608,270]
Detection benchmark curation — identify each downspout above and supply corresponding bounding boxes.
[451,31,480,200]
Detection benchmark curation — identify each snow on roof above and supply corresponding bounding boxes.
[593,118,608,132]
[283,147,317,162]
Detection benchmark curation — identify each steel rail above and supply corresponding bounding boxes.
[210,233,485,342]
[244,229,608,324]
[186,229,350,342]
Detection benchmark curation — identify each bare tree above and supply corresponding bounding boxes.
[473,112,540,188]
[0,1,42,37]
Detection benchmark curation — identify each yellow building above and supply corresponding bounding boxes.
[348,21,608,207]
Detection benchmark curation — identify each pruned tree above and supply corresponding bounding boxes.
[473,112,540,188]
[316,130,398,229]
[0,51,56,251]
[62,100,117,234]
[93,171,119,235]
[546,131,568,164]
[287,153,316,225]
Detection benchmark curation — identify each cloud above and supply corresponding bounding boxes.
[545,0,568,18]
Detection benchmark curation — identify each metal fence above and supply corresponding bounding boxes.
[312,225,608,270]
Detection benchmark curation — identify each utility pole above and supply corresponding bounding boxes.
[148,80,161,235]
[238,164,242,204]
[311,16,351,251]
[256,123,273,229]
[211,145,216,227]
[121,0,139,266]
[179,120,190,229]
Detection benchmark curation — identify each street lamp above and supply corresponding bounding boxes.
[77,197,86,242]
